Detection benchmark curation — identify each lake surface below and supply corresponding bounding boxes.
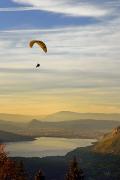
[6,137,96,157]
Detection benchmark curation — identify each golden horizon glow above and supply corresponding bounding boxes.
[0,89,120,115]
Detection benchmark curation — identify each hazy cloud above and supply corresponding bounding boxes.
[0,0,112,17]
[0,0,120,113]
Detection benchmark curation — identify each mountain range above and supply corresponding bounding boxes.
[0,119,119,140]
[43,111,120,121]
[0,111,119,141]
[0,111,120,122]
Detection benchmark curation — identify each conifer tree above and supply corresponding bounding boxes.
[35,169,45,180]
[15,160,28,180]
[65,157,84,180]
[0,144,28,180]
[0,152,16,180]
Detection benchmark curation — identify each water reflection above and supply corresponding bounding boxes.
[6,137,96,157]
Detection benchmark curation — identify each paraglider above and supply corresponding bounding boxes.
[29,40,47,68]
[29,40,47,53]
[36,64,40,68]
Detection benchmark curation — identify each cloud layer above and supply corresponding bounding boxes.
[0,0,120,114]
[0,0,112,17]
[0,17,120,92]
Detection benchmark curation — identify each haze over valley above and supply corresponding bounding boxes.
[0,111,120,141]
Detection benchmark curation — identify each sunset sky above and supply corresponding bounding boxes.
[0,0,120,115]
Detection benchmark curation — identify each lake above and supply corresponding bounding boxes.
[6,137,96,157]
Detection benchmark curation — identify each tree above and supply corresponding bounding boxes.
[0,144,7,166]
[65,157,84,180]
[0,143,28,180]
[15,161,28,180]
[2,158,16,180]
[34,169,45,180]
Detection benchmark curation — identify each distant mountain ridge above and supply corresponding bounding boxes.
[0,117,119,139]
[0,130,34,142]
[93,126,120,154]
[27,119,120,139]
[0,111,120,122]
[0,111,120,140]
[43,111,120,121]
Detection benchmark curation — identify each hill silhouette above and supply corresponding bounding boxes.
[43,111,120,121]
[0,118,120,139]
[0,130,34,142]
[93,126,120,154]
[0,111,120,122]
[28,119,120,138]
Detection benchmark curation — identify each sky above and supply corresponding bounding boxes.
[0,0,120,115]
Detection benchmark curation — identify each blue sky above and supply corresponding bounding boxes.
[0,0,120,115]
[0,0,118,30]
[0,0,104,30]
